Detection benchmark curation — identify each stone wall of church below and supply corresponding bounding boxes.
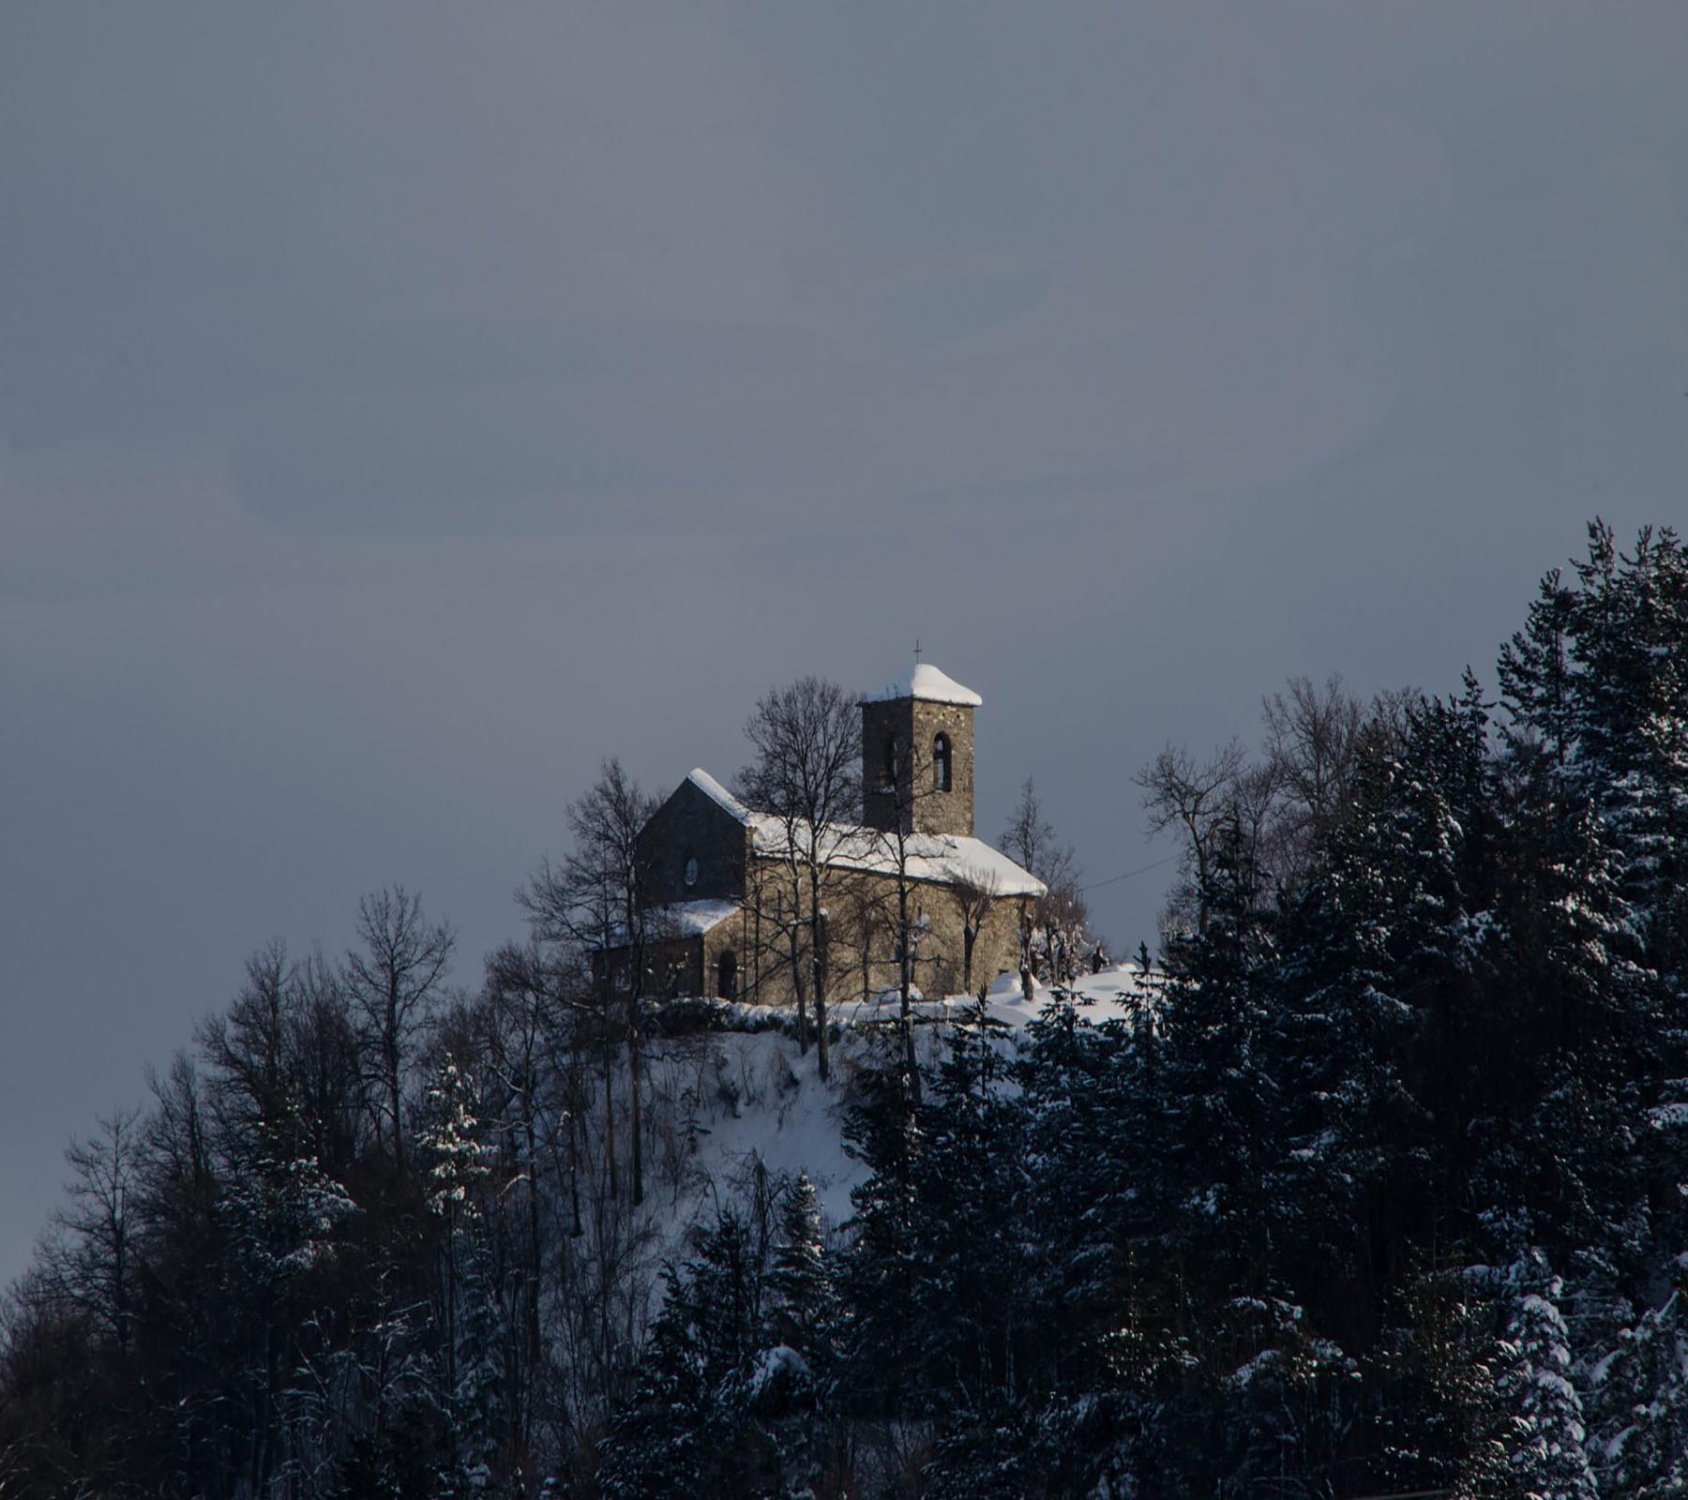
[722,860,1026,1010]
[637,779,751,906]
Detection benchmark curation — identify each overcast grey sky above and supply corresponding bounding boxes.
[3,3,1684,1286]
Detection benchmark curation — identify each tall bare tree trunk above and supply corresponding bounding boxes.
[897,864,919,1105]
[811,894,830,1081]
[600,1007,618,1202]
[625,986,643,1206]
[790,904,810,1055]
[623,886,646,1206]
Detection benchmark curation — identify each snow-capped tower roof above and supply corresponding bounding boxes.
[861,662,983,707]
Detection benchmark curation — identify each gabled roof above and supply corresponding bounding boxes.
[861,662,982,707]
[681,770,1044,898]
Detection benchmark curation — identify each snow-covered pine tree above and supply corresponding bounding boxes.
[1586,1262,1688,1498]
[1496,531,1678,1306]
[1266,719,1460,1338]
[1017,986,1156,1396]
[839,1039,928,1419]
[597,1208,776,1498]
[1494,1254,1599,1500]
[1563,525,1688,941]
[749,1172,843,1496]
[844,999,1037,1438]
[766,1171,837,1370]
[1116,815,1365,1489]
[1370,1262,1512,1497]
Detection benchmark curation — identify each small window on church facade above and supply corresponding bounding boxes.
[683,854,699,888]
[934,732,952,792]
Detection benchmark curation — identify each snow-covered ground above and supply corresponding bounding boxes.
[829,961,1155,1031]
[642,1024,872,1234]
[638,963,1155,1253]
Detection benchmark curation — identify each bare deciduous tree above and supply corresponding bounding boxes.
[290,950,367,1179]
[1260,672,1368,890]
[1001,778,1054,995]
[1001,777,1055,883]
[196,940,294,1160]
[1134,740,1250,938]
[739,676,861,1081]
[1262,675,1364,817]
[1001,778,1088,992]
[48,1108,143,1351]
[521,758,661,1206]
[472,940,572,1437]
[1138,677,1421,941]
[949,866,1000,996]
[342,885,456,1176]
[1039,859,1091,987]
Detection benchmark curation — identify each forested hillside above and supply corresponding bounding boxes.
[3,521,1685,1498]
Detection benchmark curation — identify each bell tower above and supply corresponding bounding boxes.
[860,662,980,837]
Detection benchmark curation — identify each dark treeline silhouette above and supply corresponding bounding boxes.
[3,520,1685,1497]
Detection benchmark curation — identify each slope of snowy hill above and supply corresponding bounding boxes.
[639,963,1153,1254]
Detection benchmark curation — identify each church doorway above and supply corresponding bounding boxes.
[716,950,738,1001]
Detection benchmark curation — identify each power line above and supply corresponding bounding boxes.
[1078,853,1182,893]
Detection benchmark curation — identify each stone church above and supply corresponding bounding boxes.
[625,662,1043,1009]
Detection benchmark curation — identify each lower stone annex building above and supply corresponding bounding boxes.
[620,662,1045,1010]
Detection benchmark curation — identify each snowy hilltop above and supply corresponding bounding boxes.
[6,523,1687,1499]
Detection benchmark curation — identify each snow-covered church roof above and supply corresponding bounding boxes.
[682,769,1045,899]
[861,662,983,707]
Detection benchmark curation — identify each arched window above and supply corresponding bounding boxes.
[933,732,952,792]
[683,854,699,888]
[715,950,738,1001]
